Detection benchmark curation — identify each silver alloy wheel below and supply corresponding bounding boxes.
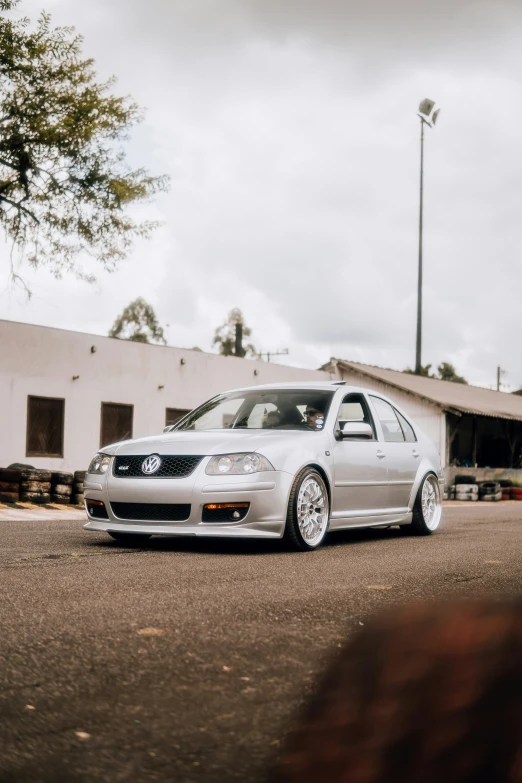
[421,474,442,531]
[296,475,329,547]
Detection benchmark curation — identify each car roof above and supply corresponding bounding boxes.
[216,382,405,412]
[220,381,357,394]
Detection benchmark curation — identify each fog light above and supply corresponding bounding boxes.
[202,502,250,523]
[85,499,109,520]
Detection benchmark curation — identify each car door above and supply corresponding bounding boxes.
[331,393,389,522]
[368,396,419,510]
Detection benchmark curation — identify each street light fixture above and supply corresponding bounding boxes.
[415,98,440,375]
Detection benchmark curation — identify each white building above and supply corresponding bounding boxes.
[0,320,332,472]
[327,358,522,478]
[3,318,521,477]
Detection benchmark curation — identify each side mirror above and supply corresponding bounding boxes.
[337,421,373,440]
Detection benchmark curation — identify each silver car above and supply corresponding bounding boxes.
[83,382,444,551]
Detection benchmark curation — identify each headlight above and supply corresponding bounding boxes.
[205,453,274,476]
[87,453,111,474]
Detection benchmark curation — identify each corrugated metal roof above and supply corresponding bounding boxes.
[332,359,522,422]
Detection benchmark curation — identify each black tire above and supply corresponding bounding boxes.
[108,532,152,545]
[72,494,84,505]
[0,469,22,483]
[20,481,51,493]
[401,473,442,536]
[0,491,19,504]
[20,493,51,504]
[73,482,84,494]
[52,484,72,496]
[0,481,19,492]
[19,469,52,482]
[74,471,87,482]
[51,495,71,505]
[283,467,330,551]
[51,472,74,486]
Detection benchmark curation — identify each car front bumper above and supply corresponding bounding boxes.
[83,467,293,539]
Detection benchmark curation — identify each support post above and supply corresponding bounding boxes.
[415,118,424,375]
[471,417,478,468]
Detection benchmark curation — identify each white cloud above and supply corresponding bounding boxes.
[3,0,522,392]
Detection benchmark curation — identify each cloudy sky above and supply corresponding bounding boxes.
[2,0,522,389]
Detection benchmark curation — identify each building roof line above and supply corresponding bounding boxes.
[331,358,522,424]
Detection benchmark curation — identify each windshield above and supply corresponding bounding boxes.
[174,389,335,431]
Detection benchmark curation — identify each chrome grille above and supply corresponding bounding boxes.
[113,455,203,478]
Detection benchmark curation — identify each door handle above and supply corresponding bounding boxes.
[412,450,420,458]
[376,450,386,459]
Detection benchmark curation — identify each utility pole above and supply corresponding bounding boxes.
[497,366,506,391]
[257,348,289,363]
[415,99,440,375]
[234,322,244,357]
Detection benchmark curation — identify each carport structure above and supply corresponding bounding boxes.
[325,359,522,470]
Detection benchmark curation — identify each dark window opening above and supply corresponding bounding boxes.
[166,408,191,427]
[26,396,65,458]
[100,403,133,449]
[449,414,522,469]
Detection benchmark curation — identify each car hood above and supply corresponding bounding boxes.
[102,429,319,457]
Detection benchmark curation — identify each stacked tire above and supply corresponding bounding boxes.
[19,468,52,504]
[511,486,522,501]
[0,468,21,504]
[50,472,73,505]
[455,483,479,501]
[72,471,86,506]
[478,481,502,502]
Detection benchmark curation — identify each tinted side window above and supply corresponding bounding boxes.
[336,394,376,439]
[369,396,405,443]
[395,409,417,442]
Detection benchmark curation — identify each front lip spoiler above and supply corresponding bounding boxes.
[83,519,283,539]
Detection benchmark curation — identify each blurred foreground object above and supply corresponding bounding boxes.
[273,601,522,783]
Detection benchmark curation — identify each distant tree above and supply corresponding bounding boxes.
[109,297,166,344]
[404,364,434,378]
[437,362,468,384]
[404,361,467,384]
[213,308,257,358]
[0,0,168,287]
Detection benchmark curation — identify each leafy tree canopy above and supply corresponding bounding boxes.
[213,307,257,358]
[0,0,168,286]
[404,361,468,384]
[436,362,467,384]
[109,297,166,344]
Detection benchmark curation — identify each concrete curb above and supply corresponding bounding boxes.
[0,503,86,522]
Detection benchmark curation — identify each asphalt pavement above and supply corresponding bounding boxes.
[1,504,521,783]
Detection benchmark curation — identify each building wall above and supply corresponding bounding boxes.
[0,320,332,472]
[334,366,447,464]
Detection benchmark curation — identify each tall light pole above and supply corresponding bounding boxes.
[415,98,440,375]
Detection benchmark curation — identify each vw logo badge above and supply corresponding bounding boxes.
[142,454,162,475]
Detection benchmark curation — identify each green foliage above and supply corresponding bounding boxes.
[436,362,467,384]
[213,307,257,358]
[404,364,434,377]
[404,361,467,384]
[0,0,168,285]
[109,297,166,345]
